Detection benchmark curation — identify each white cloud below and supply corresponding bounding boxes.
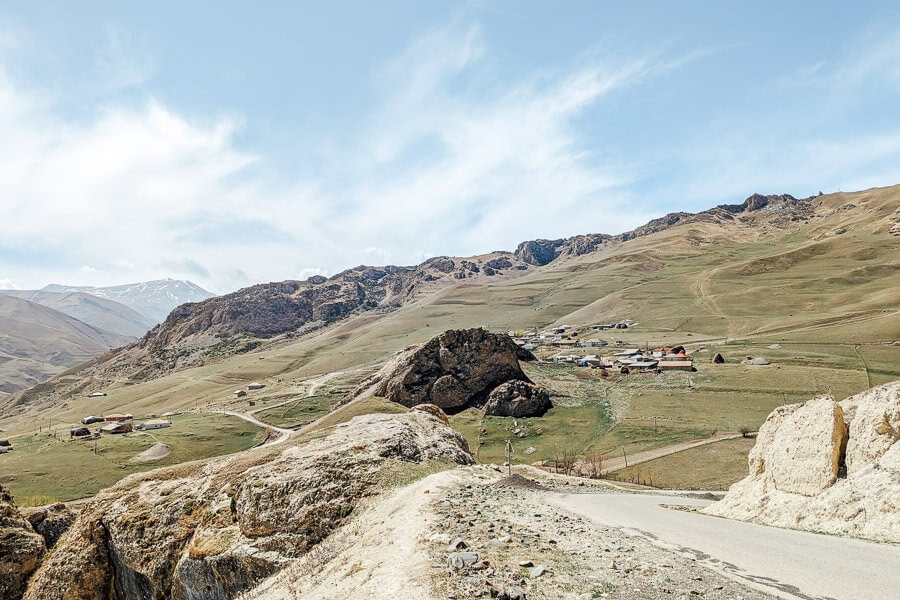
[0,277,19,289]
[0,20,669,292]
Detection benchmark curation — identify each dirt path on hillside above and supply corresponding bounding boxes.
[693,266,737,337]
[211,409,295,446]
[600,433,745,475]
[241,465,770,600]
[242,465,774,600]
[247,370,349,416]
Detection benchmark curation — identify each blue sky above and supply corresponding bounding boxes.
[1,1,899,293]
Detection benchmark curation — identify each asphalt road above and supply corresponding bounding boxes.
[549,492,900,600]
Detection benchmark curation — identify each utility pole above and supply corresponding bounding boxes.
[622,447,628,468]
[505,439,514,476]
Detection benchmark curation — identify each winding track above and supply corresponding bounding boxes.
[213,409,294,446]
[550,491,900,600]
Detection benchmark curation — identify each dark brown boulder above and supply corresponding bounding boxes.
[0,485,46,600]
[483,381,552,417]
[350,328,535,412]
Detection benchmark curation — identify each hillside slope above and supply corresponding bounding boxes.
[0,296,133,394]
[0,290,155,338]
[2,186,897,420]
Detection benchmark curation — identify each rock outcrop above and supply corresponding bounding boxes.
[483,381,552,418]
[350,328,550,416]
[22,411,473,599]
[0,485,46,600]
[704,381,900,542]
[22,503,76,549]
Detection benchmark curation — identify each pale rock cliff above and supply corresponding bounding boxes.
[704,381,900,542]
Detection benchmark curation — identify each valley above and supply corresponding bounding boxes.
[1,186,897,504]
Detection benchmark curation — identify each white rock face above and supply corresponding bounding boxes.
[767,396,847,496]
[705,381,900,543]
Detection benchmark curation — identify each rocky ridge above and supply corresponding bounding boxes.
[513,193,814,265]
[21,411,473,600]
[704,381,900,542]
[2,190,826,412]
[349,328,551,416]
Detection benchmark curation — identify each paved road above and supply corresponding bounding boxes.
[549,492,900,600]
[600,433,744,474]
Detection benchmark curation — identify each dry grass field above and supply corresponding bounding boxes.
[0,413,262,503]
[1,186,897,495]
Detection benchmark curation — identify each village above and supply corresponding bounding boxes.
[507,320,707,374]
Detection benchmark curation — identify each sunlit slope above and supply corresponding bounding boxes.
[2,186,897,437]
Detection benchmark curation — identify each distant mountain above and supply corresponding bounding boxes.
[0,296,133,394]
[43,279,215,323]
[0,290,155,338]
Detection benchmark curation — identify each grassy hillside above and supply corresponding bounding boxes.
[1,185,897,494]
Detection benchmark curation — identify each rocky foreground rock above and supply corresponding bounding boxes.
[0,485,47,600]
[21,411,473,599]
[704,381,900,542]
[349,328,551,417]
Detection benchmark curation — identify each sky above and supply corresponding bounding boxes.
[1,1,899,294]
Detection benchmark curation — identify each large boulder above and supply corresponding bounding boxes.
[483,381,552,418]
[22,503,77,549]
[23,411,473,600]
[0,485,47,600]
[705,381,900,542]
[349,328,536,412]
[766,396,848,496]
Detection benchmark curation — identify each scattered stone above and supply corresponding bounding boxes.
[529,565,547,578]
[518,560,534,567]
[505,585,527,600]
[448,537,468,551]
[448,551,479,570]
[486,536,511,548]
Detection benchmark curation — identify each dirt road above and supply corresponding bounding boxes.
[550,491,900,600]
[214,409,295,446]
[600,433,744,474]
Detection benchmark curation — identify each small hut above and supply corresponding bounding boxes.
[101,422,133,434]
[743,356,770,366]
[712,353,725,364]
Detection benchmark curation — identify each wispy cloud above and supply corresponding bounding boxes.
[0,20,678,292]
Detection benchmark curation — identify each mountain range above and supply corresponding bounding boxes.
[0,280,213,396]
[43,279,214,323]
[4,185,897,413]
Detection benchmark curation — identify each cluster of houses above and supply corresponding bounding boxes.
[509,322,634,352]
[70,413,173,439]
[508,322,695,373]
